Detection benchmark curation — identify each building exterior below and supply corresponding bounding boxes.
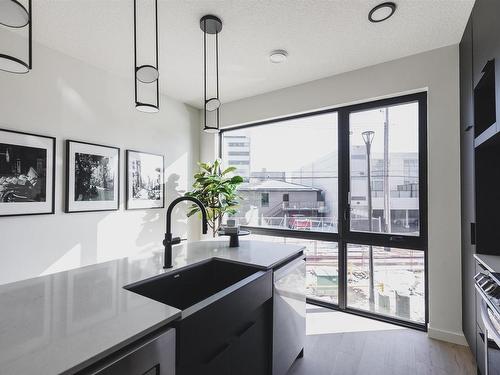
[222,135,251,181]
[231,147,419,235]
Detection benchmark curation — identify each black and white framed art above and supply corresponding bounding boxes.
[126,150,164,210]
[0,128,55,217]
[66,140,120,213]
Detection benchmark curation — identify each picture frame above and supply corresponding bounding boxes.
[126,150,164,210]
[66,140,120,213]
[0,128,55,217]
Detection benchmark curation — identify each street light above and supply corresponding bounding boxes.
[362,130,375,309]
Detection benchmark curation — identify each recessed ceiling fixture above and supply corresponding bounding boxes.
[200,15,223,133]
[133,0,159,113]
[0,0,32,74]
[270,50,288,64]
[368,2,396,23]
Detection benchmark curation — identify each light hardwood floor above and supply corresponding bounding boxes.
[288,306,476,375]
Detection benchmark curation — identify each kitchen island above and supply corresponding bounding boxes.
[0,240,304,375]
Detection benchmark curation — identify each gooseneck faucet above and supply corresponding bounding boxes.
[163,196,208,268]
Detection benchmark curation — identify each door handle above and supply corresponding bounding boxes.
[236,321,256,338]
[389,236,404,242]
[205,342,231,365]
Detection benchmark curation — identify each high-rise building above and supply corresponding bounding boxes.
[222,135,251,181]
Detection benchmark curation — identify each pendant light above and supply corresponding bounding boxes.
[0,0,32,74]
[133,0,159,113]
[200,15,222,133]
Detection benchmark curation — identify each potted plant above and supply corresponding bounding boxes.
[185,159,244,237]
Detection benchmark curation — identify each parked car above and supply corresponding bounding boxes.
[289,215,312,230]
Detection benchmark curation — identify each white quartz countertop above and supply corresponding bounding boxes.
[0,240,304,375]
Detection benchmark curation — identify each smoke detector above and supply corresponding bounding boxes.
[269,50,288,64]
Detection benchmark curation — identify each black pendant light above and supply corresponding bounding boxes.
[200,15,222,133]
[0,0,32,74]
[133,0,159,113]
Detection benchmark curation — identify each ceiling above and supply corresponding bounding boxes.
[23,0,474,108]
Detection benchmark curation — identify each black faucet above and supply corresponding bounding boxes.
[163,196,208,268]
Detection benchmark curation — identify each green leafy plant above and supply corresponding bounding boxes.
[185,159,244,237]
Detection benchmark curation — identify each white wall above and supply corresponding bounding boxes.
[0,41,201,285]
[201,45,464,345]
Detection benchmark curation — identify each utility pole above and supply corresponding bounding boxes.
[383,108,391,234]
[362,131,375,309]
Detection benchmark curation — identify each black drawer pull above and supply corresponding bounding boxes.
[205,343,231,365]
[389,236,404,242]
[236,321,256,338]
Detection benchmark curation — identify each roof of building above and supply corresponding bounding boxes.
[238,179,320,192]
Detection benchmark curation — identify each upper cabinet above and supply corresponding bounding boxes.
[460,17,473,132]
[472,0,500,145]
[472,0,500,87]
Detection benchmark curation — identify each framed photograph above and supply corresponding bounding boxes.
[126,150,164,210]
[66,140,120,213]
[0,128,55,217]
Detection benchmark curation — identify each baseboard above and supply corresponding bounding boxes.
[427,326,468,346]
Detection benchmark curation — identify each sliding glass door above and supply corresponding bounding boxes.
[341,93,427,327]
[220,92,427,329]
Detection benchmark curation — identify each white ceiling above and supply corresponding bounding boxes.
[27,0,474,108]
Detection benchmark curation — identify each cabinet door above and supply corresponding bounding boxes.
[231,310,270,375]
[472,0,500,87]
[472,0,500,133]
[461,17,474,131]
[460,15,477,355]
[92,328,175,375]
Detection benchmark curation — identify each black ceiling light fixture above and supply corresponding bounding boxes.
[200,15,223,133]
[0,0,32,74]
[133,0,159,113]
[368,2,396,23]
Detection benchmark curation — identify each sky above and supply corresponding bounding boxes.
[224,101,419,172]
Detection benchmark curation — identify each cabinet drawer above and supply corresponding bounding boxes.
[87,328,175,375]
[177,270,272,372]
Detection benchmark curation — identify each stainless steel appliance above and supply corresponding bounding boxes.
[273,256,306,375]
[475,271,500,375]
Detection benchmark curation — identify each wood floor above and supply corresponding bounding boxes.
[288,306,476,375]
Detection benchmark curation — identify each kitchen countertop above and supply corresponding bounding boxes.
[474,254,500,273]
[0,240,304,375]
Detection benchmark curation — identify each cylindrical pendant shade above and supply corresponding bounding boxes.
[136,103,160,113]
[0,0,32,74]
[136,64,159,84]
[0,54,29,74]
[0,0,29,28]
[201,15,222,133]
[134,0,159,112]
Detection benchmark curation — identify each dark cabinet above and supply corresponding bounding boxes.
[176,270,272,375]
[460,16,477,355]
[86,328,175,375]
[230,311,270,375]
[472,0,500,89]
[472,0,500,144]
[461,17,474,131]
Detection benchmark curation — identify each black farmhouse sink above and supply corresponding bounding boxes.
[124,258,262,312]
[125,258,273,375]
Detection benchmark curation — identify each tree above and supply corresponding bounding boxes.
[185,159,244,237]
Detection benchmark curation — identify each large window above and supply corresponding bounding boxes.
[349,102,420,236]
[346,245,425,323]
[220,92,427,329]
[221,112,338,233]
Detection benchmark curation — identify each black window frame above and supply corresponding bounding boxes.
[219,92,428,331]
